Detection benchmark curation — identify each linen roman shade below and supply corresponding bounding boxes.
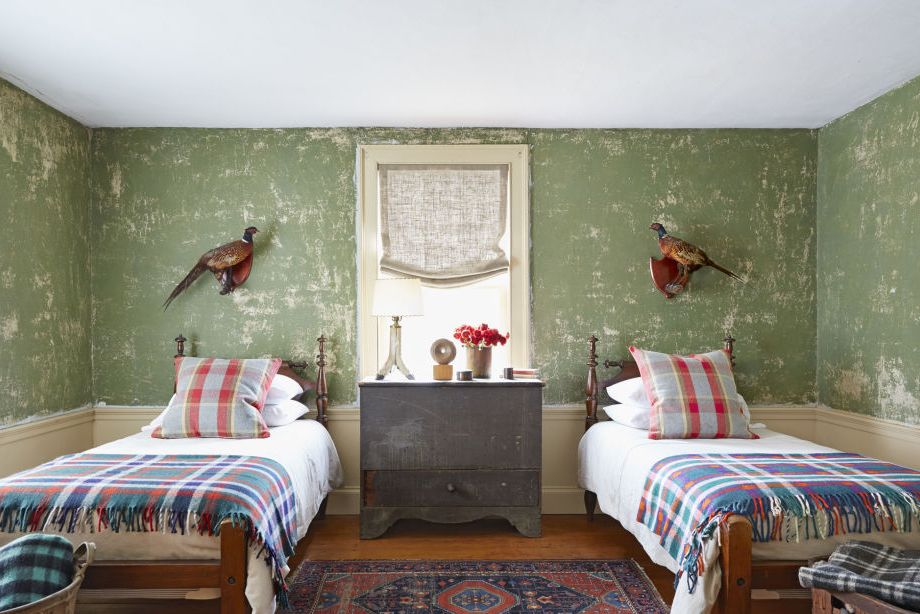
[378,164,509,286]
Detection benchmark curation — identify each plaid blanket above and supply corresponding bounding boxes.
[0,534,74,610]
[799,541,920,610]
[0,454,298,606]
[637,453,920,593]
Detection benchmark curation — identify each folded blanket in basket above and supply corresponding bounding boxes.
[637,452,920,593]
[799,541,920,610]
[0,534,74,610]
[0,454,297,606]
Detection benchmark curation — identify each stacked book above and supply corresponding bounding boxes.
[512,368,539,379]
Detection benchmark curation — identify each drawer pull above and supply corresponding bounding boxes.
[446,483,456,493]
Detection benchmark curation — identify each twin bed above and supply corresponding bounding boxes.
[580,335,920,614]
[3,332,917,614]
[0,335,343,614]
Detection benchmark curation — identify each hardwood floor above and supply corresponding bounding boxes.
[299,514,812,614]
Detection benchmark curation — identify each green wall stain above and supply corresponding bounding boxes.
[0,79,92,425]
[818,75,920,425]
[91,127,818,406]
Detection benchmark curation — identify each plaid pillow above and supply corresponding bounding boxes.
[152,357,281,439]
[629,346,756,440]
[0,534,74,609]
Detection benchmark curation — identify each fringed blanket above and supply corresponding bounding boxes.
[0,454,298,606]
[637,452,920,593]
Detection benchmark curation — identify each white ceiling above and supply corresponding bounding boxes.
[1,1,920,129]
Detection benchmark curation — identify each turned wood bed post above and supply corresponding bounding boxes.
[723,333,735,366]
[584,336,599,519]
[175,334,187,357]
[315,334,329,429]
[586,335,599,431]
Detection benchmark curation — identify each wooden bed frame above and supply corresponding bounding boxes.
[79,334,332,614]
[584,335,807,614]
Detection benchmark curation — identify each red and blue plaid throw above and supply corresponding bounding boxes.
[0,454,298,606]
[637,452,920,593]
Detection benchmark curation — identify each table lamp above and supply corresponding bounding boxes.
[372,277,423,379]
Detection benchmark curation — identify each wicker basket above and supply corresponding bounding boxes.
[0,542,95,614]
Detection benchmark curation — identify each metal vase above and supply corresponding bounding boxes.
[466,346,493,379]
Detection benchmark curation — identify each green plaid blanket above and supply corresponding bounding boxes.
[0,534,74,610]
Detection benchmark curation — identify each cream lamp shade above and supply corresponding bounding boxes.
[371,278,423,317]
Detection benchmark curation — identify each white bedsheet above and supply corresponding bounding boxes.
[0,419,343,614]
[578,421,920,614]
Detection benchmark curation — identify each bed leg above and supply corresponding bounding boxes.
[714,515,752,614]
[316,496,329,520]
[220,522,251,614]
[584,491,597,521]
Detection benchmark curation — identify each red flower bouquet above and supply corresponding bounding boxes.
[453,323,509,349]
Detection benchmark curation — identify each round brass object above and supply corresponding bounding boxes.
[430,338,457,365]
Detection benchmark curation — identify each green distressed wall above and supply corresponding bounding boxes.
[817,75,920,425]
[91,128,817,406]
[0,79,92,425]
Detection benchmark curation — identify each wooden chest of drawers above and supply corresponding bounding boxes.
[359,379,543,538]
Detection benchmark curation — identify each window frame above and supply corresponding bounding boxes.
[357,144,531,379]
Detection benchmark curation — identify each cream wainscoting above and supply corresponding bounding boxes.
[0,406,95,477]
[86,404,920,514]
[4,404,917,514]
[813,406,919,470]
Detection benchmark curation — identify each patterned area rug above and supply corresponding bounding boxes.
[287,559,668,613]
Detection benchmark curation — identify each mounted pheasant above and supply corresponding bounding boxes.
[162,226,258,310]
[650,222,743,282]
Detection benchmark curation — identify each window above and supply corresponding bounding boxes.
[358,144,530,379]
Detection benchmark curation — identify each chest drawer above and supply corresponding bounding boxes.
[360,385,541,470]
[363,469,539,508]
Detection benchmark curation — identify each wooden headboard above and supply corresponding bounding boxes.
[173,333,330,429]
[584,334,735,431]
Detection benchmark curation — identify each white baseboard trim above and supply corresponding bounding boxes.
[326,487,360,515]
[542,486,588,514]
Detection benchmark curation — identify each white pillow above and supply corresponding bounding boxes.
[602,394,751,429]
[262,398,310,427]
[265,373,303,405]
[141,395,175,432]
[605,377,648,406]
[601,402,650,429]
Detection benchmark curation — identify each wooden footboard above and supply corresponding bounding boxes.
[714,516,752,614]
[715,515,808,614]
[82,522,249,613]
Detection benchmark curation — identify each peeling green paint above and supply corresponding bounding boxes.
[818,74,920,425]
[530,129,817,404]
[91,127,818,406]
[0,79,92,425]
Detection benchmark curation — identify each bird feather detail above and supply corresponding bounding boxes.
[649,223,743,282]
[163,226,259,310]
